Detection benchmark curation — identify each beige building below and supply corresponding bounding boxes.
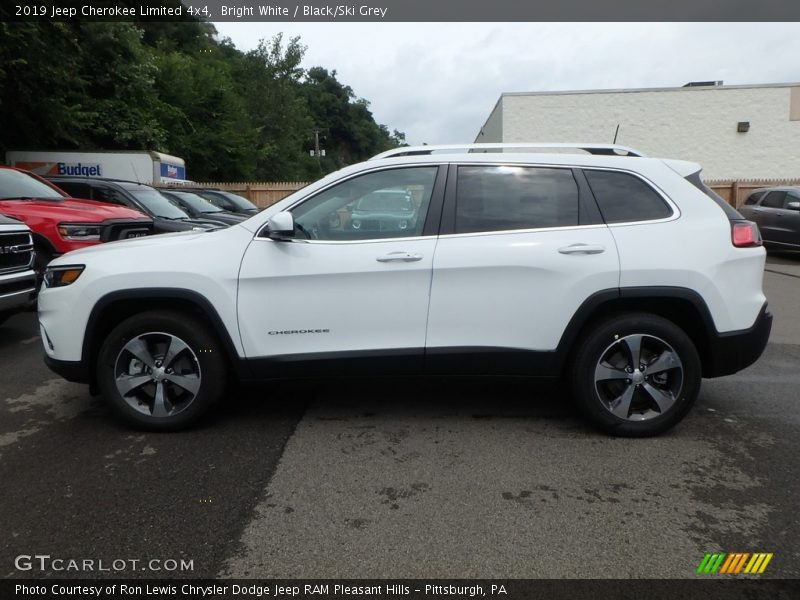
[476,82,800,180]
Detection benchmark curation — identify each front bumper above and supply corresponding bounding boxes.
[0,270,37,313]
[704,302,773,378]
[43,354,90,384]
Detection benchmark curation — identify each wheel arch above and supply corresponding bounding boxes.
[557,287,717,378]
[83,289,245,391]
[31,232,58,254]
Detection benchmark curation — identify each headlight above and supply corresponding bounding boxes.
[57,223,102,241]
[43,265,85,288]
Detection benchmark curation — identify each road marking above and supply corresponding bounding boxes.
[765,268,800,279]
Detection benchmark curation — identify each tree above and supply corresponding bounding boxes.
[0,22,404,182]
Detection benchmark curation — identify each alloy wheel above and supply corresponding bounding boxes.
[593,333,684,421]
[113,332,202,418]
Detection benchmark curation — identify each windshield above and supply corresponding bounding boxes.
[356,191,413,212]
[216,191,257,211]
[170,191,224,213]
[128,188,191,219]
[0,169,65,200]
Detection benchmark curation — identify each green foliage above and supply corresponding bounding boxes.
[0,22,403,181]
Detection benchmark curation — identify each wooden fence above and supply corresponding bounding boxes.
[706,179,800,208]
[198,181,309,208]
[162,178,800,210]
[158,181,309,208]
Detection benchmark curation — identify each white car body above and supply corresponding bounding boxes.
[37,144,772,435]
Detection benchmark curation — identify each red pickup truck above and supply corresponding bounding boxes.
[0,166,153,270]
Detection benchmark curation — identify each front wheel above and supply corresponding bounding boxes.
[96,310,227,431]
[571,313,701,437]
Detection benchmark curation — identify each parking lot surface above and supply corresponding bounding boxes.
[1,256,798,579]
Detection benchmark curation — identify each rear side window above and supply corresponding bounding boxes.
[761,191,786,209]
[455,166,579,233]
[584,169,673,223]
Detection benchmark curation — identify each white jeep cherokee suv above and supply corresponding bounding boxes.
[37,144,772,436]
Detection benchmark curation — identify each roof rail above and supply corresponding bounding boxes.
[370,143,646,160]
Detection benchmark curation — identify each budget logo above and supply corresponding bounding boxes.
[697,552,773,575]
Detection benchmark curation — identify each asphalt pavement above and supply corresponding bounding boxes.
[1,256,798,580]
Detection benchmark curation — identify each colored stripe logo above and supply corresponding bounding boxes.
[697,552,773,574]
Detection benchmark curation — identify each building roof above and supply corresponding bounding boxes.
[500,82,800,98]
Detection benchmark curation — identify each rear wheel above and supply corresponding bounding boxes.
[571,313,701,437]
[96,310,227,430]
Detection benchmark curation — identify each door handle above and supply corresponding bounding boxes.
[376,251,423,262]
[558,244,606,255]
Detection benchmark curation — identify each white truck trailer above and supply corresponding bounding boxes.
[5,150,188,185]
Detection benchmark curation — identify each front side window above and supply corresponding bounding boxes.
[761,191,786,209]
[584,169,673,223]
[291,167,438,241]
[455,166,579,234]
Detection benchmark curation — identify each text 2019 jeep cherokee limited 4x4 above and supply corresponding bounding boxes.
[37,144,772,436]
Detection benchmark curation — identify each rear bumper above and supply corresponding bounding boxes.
[705,302,772,378]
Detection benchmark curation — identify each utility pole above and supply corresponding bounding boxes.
[314,129,321,164]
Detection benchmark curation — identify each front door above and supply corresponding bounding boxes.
[237,165,445,374]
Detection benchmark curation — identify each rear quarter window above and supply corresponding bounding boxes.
[584,169,673,224]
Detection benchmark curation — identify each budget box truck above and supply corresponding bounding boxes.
[5,150,188,185]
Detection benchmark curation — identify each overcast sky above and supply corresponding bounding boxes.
[213,23,800,146]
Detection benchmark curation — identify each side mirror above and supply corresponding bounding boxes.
[265,211,295,239]
[787,201,800,211]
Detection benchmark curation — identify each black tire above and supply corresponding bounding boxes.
[571,313,701,437]
[96,310,227,431]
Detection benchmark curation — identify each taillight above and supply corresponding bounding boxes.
[731,221,762,248]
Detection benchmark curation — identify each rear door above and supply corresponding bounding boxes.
[425,163,619,374]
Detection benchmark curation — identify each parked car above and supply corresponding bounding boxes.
[38,143,771,437]
[0,166,154,271]
[159,189,248,226]
[0,214,37,325]
[351,189,419,233]
[739,186,800,250]
[48,177,223,234]
[191,189,260,216]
